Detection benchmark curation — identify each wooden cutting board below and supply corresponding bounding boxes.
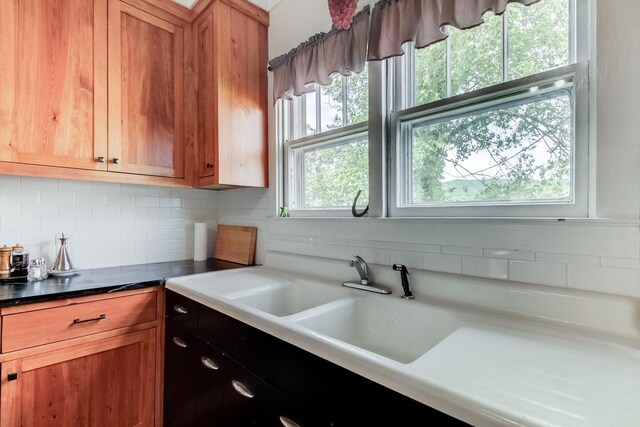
[213,225,257,265]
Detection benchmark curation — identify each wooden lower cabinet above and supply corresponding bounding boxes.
[0,288,163,427]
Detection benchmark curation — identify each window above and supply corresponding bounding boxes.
[284,67,370,214]
[278,0,590,218]
[390,0,589,217]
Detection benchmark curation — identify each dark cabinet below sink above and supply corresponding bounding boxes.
[164,290,468,426]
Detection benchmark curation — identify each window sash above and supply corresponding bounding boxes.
[388,63,589,217]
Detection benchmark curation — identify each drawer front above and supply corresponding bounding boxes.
[166,290,198,332]
[2,292,157,352]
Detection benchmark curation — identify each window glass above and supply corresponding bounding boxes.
[304,89,317,136]
[299,135,369,208]
[508,0,570,80]
[407,88,572,206]
[415,41,447,105]
[320,76,345,132]
[450,12,502,96]
[346,64,369,125]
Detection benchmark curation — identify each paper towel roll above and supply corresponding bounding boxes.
[194,223,208,261]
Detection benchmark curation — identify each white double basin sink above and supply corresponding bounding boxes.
[167,267,464,364]
[166,261,640,427]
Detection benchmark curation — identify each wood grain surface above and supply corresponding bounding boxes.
[214,224,257,265]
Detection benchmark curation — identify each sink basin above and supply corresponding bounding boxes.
[295,297,462,364]
[227,281,351,317]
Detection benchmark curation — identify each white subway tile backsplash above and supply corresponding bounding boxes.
[0,175,21,188]
[59,205,92,218]
[121,184,148,196]
[568,265,640,297]
[483,248,535,261]
[509,260,567,287]
[21,176,58,190]
[134,196,160,207]
[58,179,92,192]
[21,204,58,218]
[107,194,134,206]
[600,257,640,269]
[40,191,75,205]
[423,253,462,274]
[91,182,120,194]
[91,206,121,218]
[442,246,484,257]
[461,256,508,280]
[0,203,20,217]
[1,189,39,204]
[404,243,440,253]
[535,252,600,266]
[390,250,423,269]
[75,193,107,206]
[2,218,41,232]
[0,177,219,269]
[160,197,181,208]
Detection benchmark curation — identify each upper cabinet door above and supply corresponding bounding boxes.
[108,1,185,178]
[0,0,108,170]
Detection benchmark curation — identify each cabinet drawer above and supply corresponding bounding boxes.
[167,290,198,332]
[2,292,157,352]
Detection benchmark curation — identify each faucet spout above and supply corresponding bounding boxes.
[349,255,370,285]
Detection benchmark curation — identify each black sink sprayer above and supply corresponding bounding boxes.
[392,264,415,300]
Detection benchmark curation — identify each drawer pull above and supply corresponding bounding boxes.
[173,304,188,314]
[73,314,106,324]
[279,416,301,427]
[231,380,254,398]
[173,337,188,348]
[200,356,219,370]
[7,372,18,382]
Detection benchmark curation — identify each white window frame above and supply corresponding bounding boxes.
[388,0,591,217]
[277,0,591,219]
[389,63,589,217]
[282,71,374,217]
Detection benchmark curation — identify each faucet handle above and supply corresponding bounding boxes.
[348,259,356,267]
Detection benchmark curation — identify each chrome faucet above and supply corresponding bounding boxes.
[342,255,392,295]
[349,255,371,285]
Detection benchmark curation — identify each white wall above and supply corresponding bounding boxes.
[0,175,218,269]
[218,0,640,298]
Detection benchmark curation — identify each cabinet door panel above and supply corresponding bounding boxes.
[0,0,108,170]
[197,339,225,427]
[164,320,199,427]
[108,1,184,178]
[1,329,156,427]
[197,12,217,180]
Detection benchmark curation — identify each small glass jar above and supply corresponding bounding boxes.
[28,259,46,282]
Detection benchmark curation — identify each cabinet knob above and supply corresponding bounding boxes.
[172,336,188,348]
[206,163,214,169]
[112,158,120,165]
[173,304,188,314]
[231,380,254,398]
[7,372,18,382]
[97,156,105,163]
[200,356,219,370]
[279,416,301,427]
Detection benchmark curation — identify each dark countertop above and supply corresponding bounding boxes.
[0,258,246,308]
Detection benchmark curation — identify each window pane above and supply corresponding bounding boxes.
[415,41,447,105]
[320,75,344,132]
[508,0,570,80]
[450,13,502,96]
[346,65,369,125]
[301,136,369,208]
[408,90,572,206]
[304,89,317,136]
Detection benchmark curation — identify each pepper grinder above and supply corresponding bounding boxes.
[0,246,12,277]
[51,234,75,272]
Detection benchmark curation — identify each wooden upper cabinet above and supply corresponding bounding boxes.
[108,1,185,178]
[196,1,269,188]
[0,0,108,171]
